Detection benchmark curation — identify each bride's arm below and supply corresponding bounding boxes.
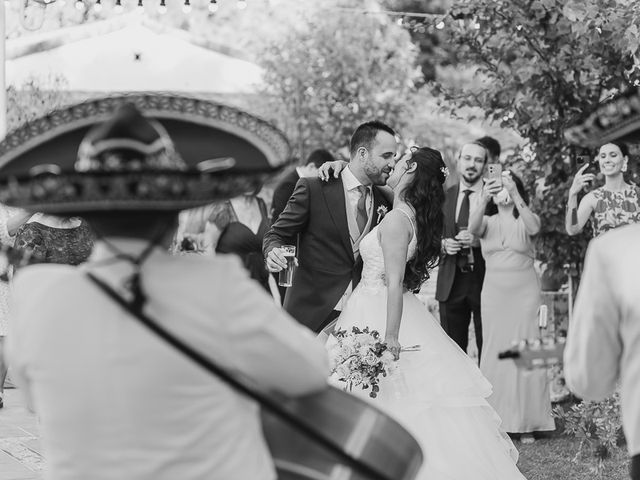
[378,211,413,360]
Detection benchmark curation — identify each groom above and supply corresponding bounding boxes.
[263,121,396,332]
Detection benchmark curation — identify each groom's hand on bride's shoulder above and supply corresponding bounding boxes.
[318,160,348,182]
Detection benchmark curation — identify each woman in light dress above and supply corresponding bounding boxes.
[469,171,554,443]
[328,147,526,480]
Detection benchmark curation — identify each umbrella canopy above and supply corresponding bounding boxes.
[6,23,264,94]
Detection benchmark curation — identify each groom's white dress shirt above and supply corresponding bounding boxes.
[333,167,372,311]
[564,225,640,457]
[9,239,329,480]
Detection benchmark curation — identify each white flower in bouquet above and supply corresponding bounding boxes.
[358,344,373,357]
[363,352,379,366]
[335,364,351,380]
[349,371,364,386]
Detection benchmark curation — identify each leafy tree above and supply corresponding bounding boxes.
[6,77,71,131]
[257,0,421,158]
[383,0,451,82]
[431,0,640,284]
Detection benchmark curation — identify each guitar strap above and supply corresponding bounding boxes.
[86,272,391,480]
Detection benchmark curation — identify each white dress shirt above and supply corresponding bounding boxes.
[333,167,371,311]
[564,225,640,456]
[342,166,372,225]
[9,240,329,480]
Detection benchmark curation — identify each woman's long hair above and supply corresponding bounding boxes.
[401,147,447,291]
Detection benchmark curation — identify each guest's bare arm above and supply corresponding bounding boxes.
[566,165,596,235]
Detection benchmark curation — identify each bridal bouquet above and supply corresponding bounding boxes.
[327,326,396,398]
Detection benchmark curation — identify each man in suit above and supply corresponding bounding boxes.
[270,149,335,304]
[271,149,335,224]
[436,141,490,357]
[264,121,396,332]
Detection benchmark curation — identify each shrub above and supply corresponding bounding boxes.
[553,392,624,475]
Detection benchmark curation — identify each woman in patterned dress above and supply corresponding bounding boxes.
[12,213,95,267]
[0,212,94,408]
[566,141,640,237]
[0,208,32,408]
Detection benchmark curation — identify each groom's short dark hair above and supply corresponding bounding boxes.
[349,121,396,158]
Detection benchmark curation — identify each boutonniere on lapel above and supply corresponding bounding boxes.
[376,205,389,223]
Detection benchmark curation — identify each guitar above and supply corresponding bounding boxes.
[498,335,567,370]
[1,244,423,480]
[262,386,423,480]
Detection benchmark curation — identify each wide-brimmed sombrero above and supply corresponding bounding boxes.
[564,87,640,147]
[0,93,290,213]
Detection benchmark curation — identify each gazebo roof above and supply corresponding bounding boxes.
[6,18,264,94]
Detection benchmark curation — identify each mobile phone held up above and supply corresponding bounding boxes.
[486,163,503,188]
[576,155,599,176]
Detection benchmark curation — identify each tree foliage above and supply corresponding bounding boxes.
[383,0,451,81]
[6,77,71,131]
[433,0,640,282]
[257,0,421,159]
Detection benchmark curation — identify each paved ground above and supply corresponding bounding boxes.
[0,389,42,480]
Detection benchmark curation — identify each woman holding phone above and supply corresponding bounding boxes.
[469,171,555,443]
[566,141,640,237]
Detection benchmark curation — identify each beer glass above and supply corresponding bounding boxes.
[278,245,296,287]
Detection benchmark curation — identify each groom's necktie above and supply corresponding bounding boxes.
[356,185,369,233]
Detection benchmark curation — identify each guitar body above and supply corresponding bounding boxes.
[262,385,423,480]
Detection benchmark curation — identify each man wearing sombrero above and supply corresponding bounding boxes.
[563,86,640,480]
[1,96,328,480]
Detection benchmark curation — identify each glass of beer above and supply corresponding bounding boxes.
[278,245,296,287]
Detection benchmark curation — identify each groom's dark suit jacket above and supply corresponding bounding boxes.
[263,176,391,332]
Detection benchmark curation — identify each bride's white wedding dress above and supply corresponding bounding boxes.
[331,208,526,480]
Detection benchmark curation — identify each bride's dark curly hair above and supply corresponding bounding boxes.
[401,147,447,291]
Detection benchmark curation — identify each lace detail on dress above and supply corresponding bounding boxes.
[359,206,417,292]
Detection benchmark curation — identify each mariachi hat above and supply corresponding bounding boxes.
[564,87,640,147]
[0,93,290,213]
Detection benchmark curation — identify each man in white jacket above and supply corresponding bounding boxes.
[4,97,329,480]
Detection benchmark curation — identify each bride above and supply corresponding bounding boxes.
[326,147,526,480]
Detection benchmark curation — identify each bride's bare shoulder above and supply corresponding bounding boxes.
[378,210,413,241]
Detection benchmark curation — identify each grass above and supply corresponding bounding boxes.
[516,432,629,480]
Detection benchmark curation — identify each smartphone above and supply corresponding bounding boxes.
[486,163,503,188]
[576,155,599,176]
